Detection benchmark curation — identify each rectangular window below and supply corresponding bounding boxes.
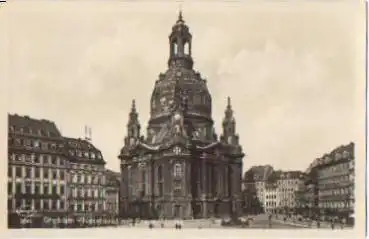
[8,166,12,177]
[8,182,12,195]
[16,183,22,194]
[33,140,40,148]
[35,168,40,178]
[8,199,12,210]
[60,185,65,195]
[25,167,32,178]
[44,200,49,210]
[35,184,40,195]
[52,185,57,195]
[52,200,57,210]
[52,171,57,180]
[34,200,40,210]
[35,155,44,164]
[60,201,64,210]
[41,142,48,150]
[16,167,22,178]
[43,169,49,179]
[15,199,21,208]
[44,185,49,194]
[72,174,77,183]
[24,139,31,147]
[60,171,65,181]
[25,184,31,194]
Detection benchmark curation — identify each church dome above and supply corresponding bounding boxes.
[150,66,212,121]
[149,11,212,123]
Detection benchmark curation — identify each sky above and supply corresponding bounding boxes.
[4,1,366,174]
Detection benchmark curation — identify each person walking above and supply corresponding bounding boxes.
[268,214,272,228]
[331,219,335,230]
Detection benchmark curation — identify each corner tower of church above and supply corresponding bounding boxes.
[119,11,245,220]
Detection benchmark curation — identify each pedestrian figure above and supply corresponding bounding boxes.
[340,218,346,229]
[317,220,320,229]
[331,219,335,230]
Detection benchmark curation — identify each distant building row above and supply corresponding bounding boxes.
[242,142,355,224]
[7,114,120,228]
[298,142,355,222]
[242,165,304,214]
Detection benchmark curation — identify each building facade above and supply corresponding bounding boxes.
[119,12,244,220]
[8,114,69,228]
[241,167,266,214]
[105,169,120,220]
[264,184,278,214]
[7,114,115,228]
[64,137,107,226]
[276,171,304,213]
[315,143,355,220]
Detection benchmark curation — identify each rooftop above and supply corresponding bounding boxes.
[8,113,62,137]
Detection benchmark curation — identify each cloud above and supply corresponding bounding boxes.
[6,2,363,172]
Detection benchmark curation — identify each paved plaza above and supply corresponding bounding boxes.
[113,214,318,229]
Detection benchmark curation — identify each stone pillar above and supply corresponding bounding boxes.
[202,158,207,218]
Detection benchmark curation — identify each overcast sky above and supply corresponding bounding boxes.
[5,1,366,173]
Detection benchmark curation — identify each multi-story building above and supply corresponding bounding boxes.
[302,165,319,218]
[242,167,268,214]
[276,171,304,213]
[7,113,114,228]
[314,143,355,220]
[294,178,307,214]
[243,165,273,208]
[264,183,278,214]
[8,114,69,228]
[119,12,244,220]
[105,169,120,220]
[64,137,107,226]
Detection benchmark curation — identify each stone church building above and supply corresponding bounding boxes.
[119,12,244,220]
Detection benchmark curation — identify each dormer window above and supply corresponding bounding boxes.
[343,150,350,158]
[84,152,89,158]
[97,153,102,159]
[335,152,342,160]
[91,153,95,159]
[20,128,24,134]
[37,129,42,136]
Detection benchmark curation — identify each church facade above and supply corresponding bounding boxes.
[118,12,244,220]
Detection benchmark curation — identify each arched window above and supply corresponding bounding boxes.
[184,42,189,55]
[141,169,146,196]
[173,42,178,55]
[157,165,164,196]
[173,163,183,177]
